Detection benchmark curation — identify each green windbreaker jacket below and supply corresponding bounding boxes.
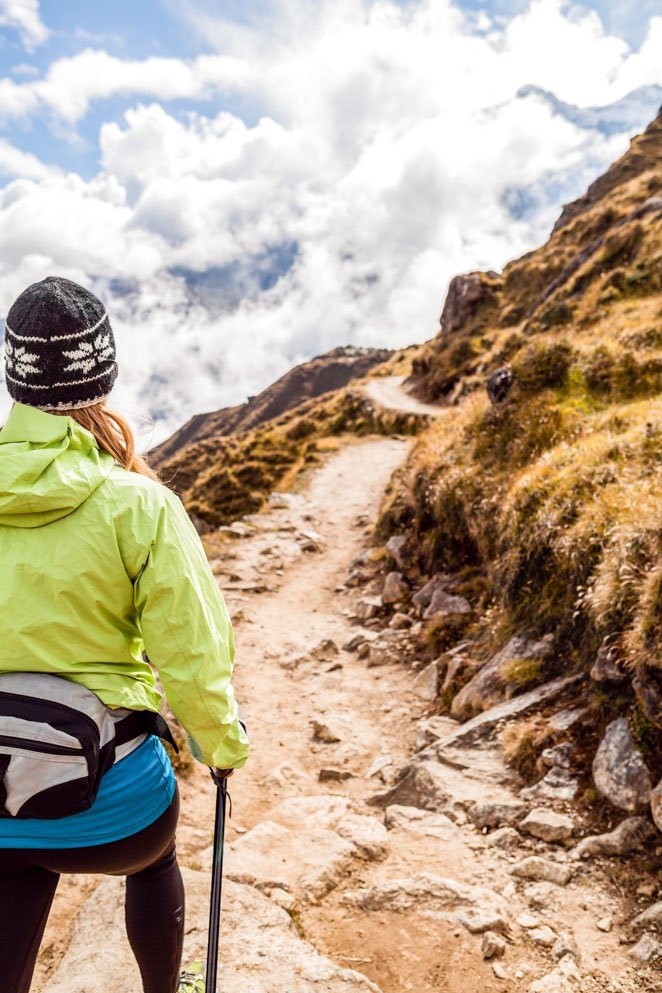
[0,401,250,769]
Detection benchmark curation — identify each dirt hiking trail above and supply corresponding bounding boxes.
[35,413,659,991]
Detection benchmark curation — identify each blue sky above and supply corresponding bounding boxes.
[0,0,659,442]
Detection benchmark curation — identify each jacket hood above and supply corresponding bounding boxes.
[0,402,115,527]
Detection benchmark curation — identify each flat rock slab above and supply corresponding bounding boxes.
[368,759,518,814]
[218,819,357,902]
[44,870,381,993]
[420,675,583,756]
[384,804,459,839]
[344,872,508,916]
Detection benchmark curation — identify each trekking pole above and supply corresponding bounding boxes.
[206,774,230,993]
[177,773,231,993]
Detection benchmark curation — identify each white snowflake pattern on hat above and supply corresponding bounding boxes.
[5,338,41,379]
[62,331,114,374]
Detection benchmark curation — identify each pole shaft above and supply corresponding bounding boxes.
[206,780,227,993]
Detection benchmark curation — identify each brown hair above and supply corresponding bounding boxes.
[45,400,161,481]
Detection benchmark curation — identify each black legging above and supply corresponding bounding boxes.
[0,786,184,993]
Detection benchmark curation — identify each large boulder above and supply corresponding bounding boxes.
[592,717,652,813]
[571,817,655,860]
[43,870,381,993]
[450,633,555,721]
[439,272,500,334]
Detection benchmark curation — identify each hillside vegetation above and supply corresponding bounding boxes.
[379,109,662,762]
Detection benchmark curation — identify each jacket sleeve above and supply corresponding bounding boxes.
[132,486,250,769]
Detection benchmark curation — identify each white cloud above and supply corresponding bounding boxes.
[0,0,48,49]
[0,0,660,445]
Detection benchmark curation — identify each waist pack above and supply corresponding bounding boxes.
[0,672,178,820]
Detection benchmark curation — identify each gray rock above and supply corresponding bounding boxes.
[384,804,458,840]
[520,809,575,843]
[423,590,472,621]
[382,571,409,605]
[343,630,378,652]
[541,743,574,770]
[548,707,588,732]
[590,643,627,683]
[482,931,507,960]
[486,367,513,406]
[529,925,557,947]
[520,768,579,803]
[486,827,521,850]
[510,857,573,886]
[630,933,662,964]
[419,675,583,756]
[412,574,452,613]
[269,795,352,831]
[450,633,555,721]
[529,954,581,992]
[355,597,383,621]
[313,638,339,661]
[552,932,581,963]
[336,814,389,861]
[455,908,511,935]
[389,611,412,630]
[571,816,655,859]
[592,717,652,812]
[385,535,408,570]
[632,901,662,930]
[411,661,440,701]
[468,800,529,830]
[652,778,662,832]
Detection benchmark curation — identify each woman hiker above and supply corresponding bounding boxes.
[0,275,250,993]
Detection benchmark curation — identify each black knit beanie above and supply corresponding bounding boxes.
[3,275,118,410]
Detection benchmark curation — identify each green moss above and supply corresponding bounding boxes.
[502,656,546,686]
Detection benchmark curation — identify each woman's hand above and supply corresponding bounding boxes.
[210,767,234,784]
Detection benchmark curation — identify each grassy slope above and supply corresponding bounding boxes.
[379,110,662,760]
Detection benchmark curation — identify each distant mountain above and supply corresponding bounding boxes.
[517,84,662,138]
[150,344,393,465]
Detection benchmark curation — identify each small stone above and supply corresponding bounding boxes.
[335,814,389,861]
[382,571,409,605]
[520,768,579,802]
[548,707,588,732]
[552,932,580,963]
[468,801,528,830]
[482,931,507,960]
[487,827,521,850]
[318,768,354,782]
[510,857,572,886]
[592,717,652,813]
[389,611,413,629]
[411,661,440,701]
[541,743,574,770]
[423,589,472,621]
[632,901,662,930]
[520,808,575,843]
[313,638,339,661]
[385,535,408,570]
[356,597,382,621]
[455,909,510,935]
[365,754,393,778]
[571,816,655,859]
[529,926,557,948]
[517,913,540,929]
[596,917,612,933]
[310,720,342,743]
[357,642,371,659]
[630,933,662,964]
[492,962,508,980]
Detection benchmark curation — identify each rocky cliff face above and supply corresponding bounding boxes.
[379,108,662,813]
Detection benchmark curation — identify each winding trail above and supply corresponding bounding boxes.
[35,420,656,990]
[361,375,446,418]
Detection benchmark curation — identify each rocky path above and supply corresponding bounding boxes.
[361,375,445,418]
[38,437,659,992]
